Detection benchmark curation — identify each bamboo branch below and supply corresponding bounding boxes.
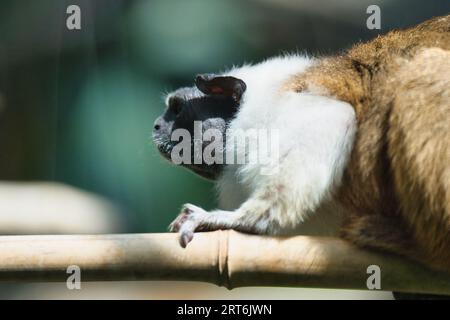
[0,231,449,295]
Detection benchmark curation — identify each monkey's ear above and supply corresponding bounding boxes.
[195,74,247,103]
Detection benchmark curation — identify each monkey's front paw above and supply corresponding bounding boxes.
[168,203,208,248]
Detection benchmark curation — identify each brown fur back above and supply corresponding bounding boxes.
[285,15,450,271]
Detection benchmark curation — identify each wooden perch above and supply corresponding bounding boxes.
[0,231,449,295]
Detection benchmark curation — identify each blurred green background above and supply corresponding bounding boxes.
[0,0,449,233]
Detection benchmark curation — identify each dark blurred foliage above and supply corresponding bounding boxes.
[0,0,448,232]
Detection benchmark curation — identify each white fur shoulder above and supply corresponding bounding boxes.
[218,55,356,233]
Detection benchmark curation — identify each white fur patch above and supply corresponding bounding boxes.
[217,55,357,233]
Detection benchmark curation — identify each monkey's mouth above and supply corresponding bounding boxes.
[155,142,174,161]
[154,141,220,181]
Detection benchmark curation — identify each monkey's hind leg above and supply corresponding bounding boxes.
[340,214,422,262]
[344,216,450,301]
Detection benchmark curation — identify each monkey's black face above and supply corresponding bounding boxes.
[152,74,246,180]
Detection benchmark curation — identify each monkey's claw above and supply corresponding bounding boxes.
[168,203,207,248]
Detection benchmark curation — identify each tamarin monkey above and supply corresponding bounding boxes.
[153,15,450,273]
